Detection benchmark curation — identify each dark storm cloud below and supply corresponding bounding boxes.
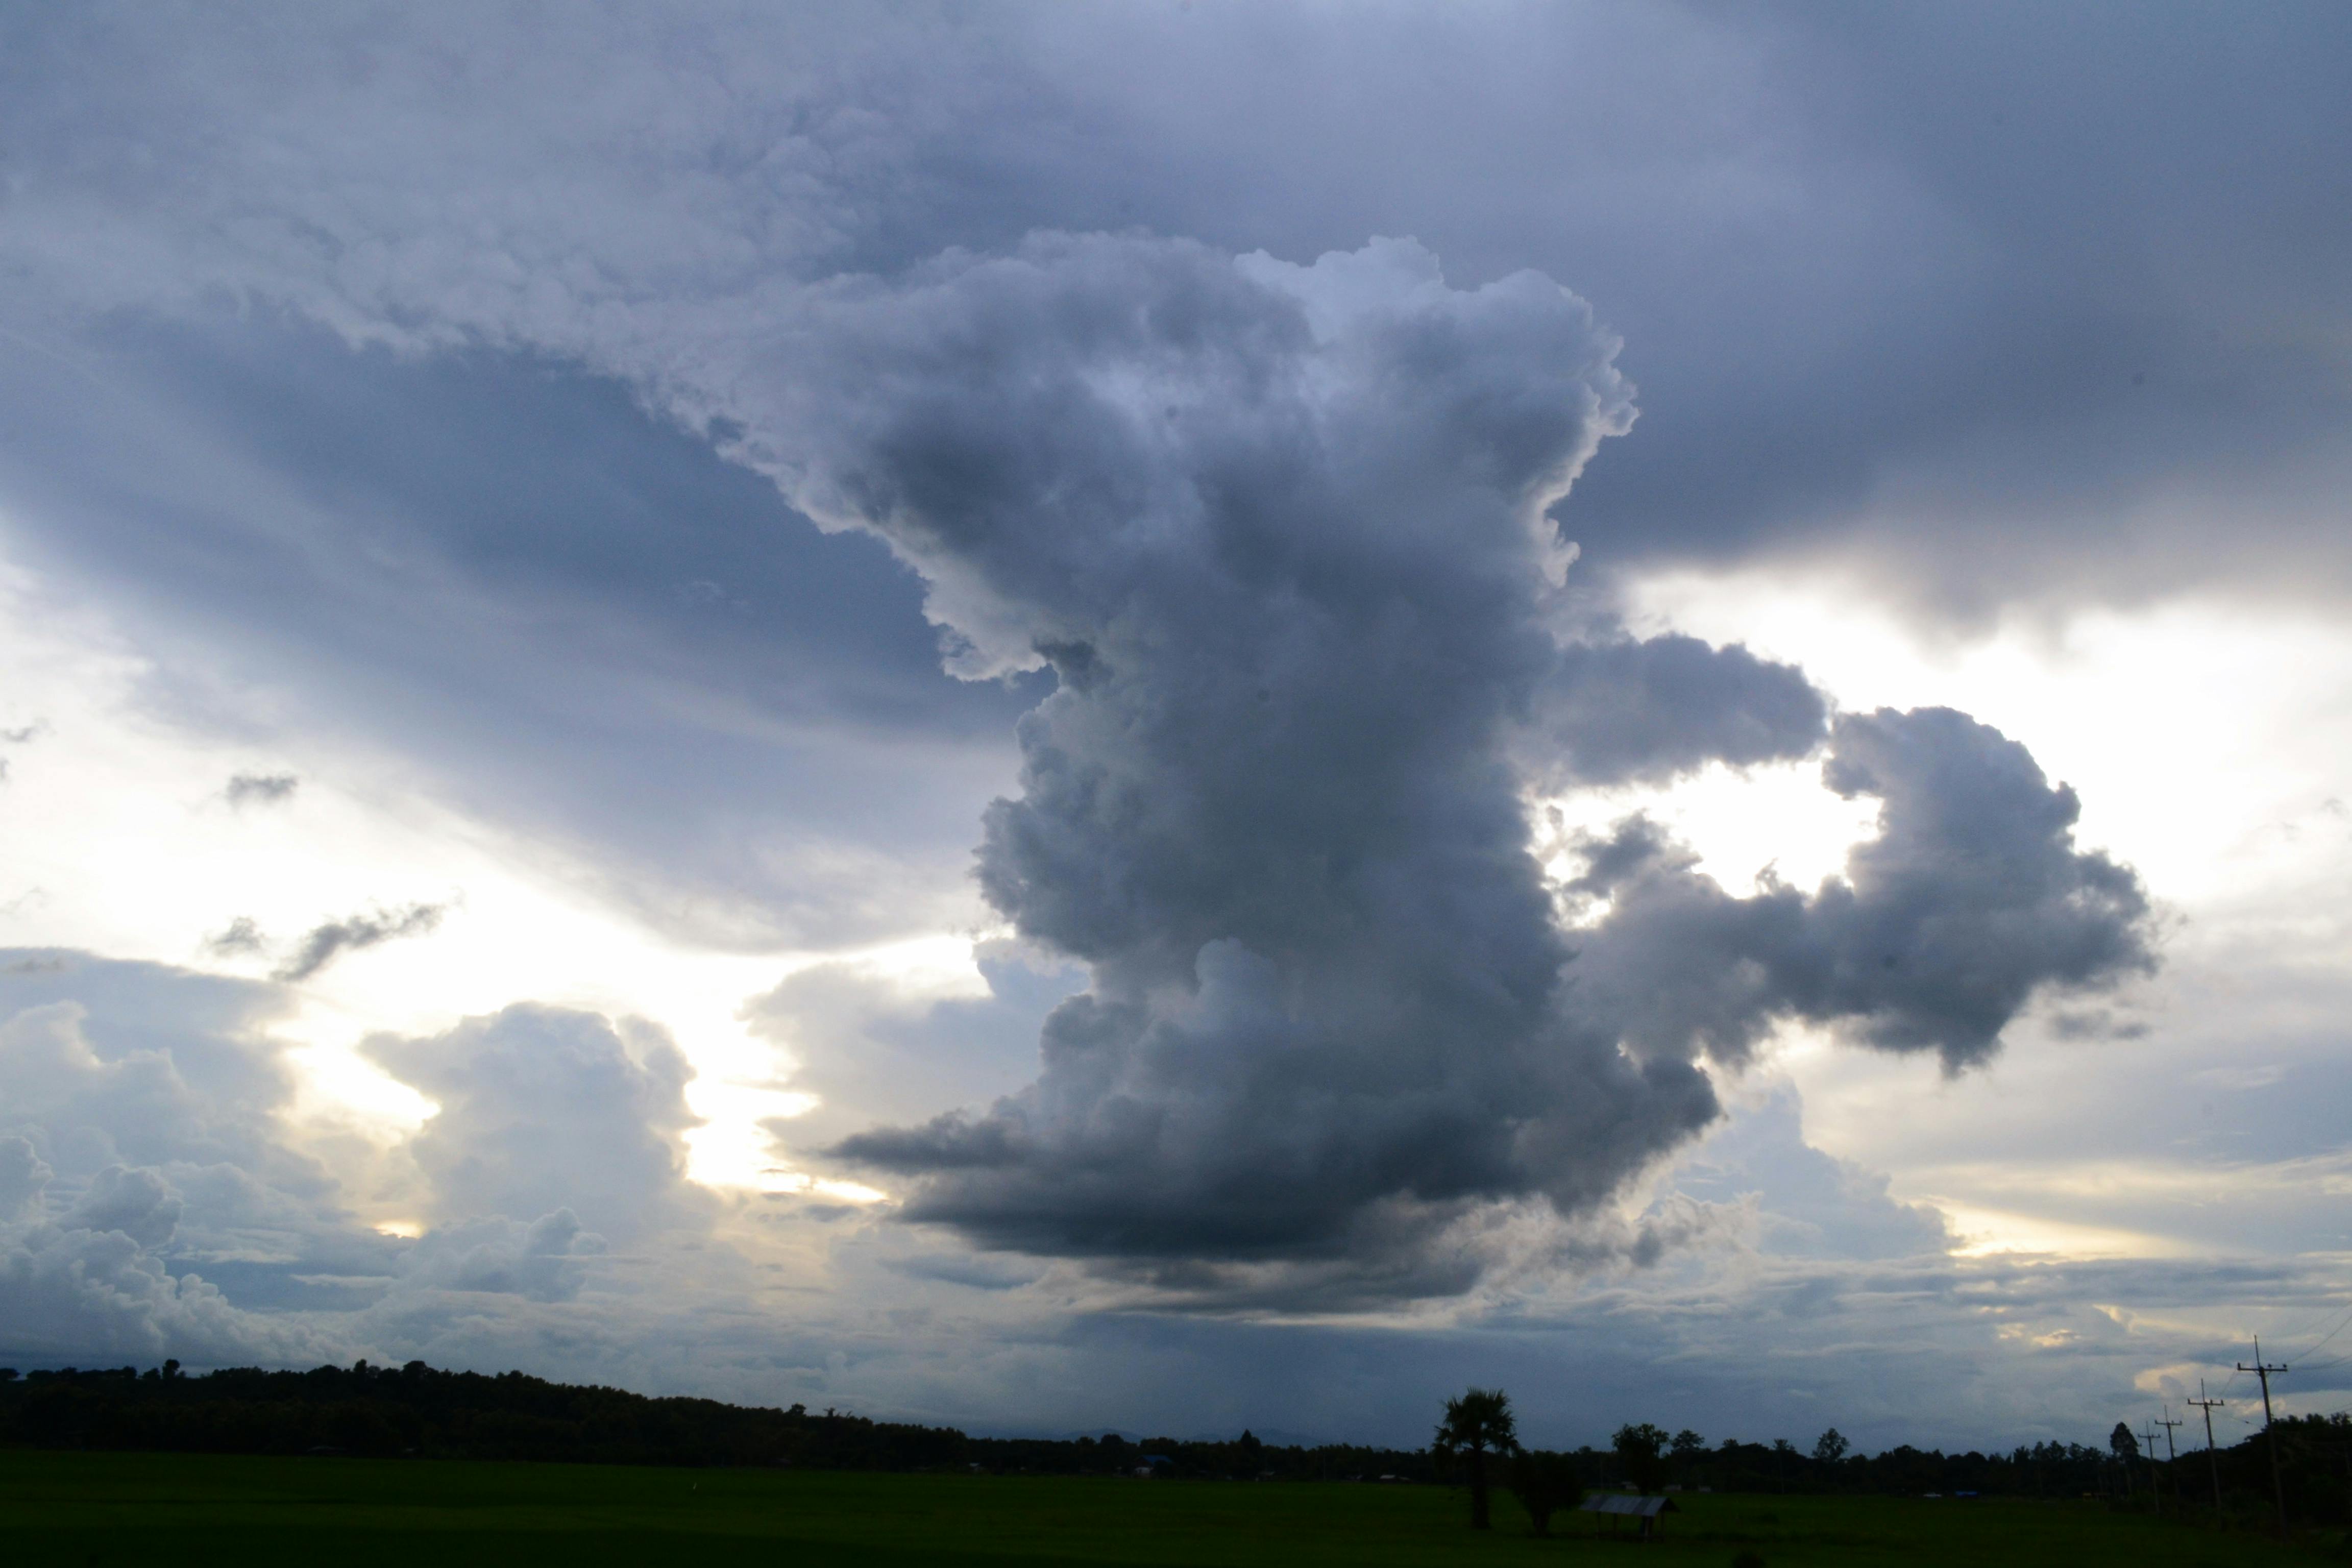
[272,901,445,983]
[788,234,1718,1271]
[1567,707,2154,1071]
[1530,634,1826,787]
[770,234,2130,1285]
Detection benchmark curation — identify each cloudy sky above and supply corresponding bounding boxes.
[3,1,2348,1453]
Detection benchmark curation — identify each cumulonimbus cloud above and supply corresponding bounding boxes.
[746,236,2157,1287]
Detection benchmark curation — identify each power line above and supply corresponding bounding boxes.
[2252,1293,2352,1350]
[2286,1302,2352,1375]
[2291,1299,2352,1362]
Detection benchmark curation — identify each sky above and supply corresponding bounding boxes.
[1,1,2348,1455]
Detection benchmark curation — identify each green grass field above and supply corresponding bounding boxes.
[0,1450,2336,1567]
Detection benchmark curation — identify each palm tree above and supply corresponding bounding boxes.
[1433,1387,1520,1529]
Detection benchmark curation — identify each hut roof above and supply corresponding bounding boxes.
[1579,1494,1679,1517]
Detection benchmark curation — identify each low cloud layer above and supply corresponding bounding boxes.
[1,945,2338,1454]
[0,952,708,1367]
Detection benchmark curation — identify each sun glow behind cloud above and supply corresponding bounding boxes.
[0,542,969,1198]
[1540,757,1884,906]
[1624,565,2352,1267]
[1627,569,2352,910]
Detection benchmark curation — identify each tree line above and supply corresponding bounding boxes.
[0,1361,1428,1478]
[2,1360,2343,1527]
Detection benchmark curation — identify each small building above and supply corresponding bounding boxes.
[1578,1492,1680,1540]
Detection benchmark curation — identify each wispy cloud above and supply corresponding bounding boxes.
[204,916,268,958]
[224,772,298,807]
[273,902,446,983]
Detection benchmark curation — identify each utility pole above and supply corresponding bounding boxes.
[2187,1383,2225,1512]
[2141,1423,2164,1511]
[2238,1337,2290,1534]
[2154,1409,2182,1512]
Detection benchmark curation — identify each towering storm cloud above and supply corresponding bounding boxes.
[750,235,2154,1279]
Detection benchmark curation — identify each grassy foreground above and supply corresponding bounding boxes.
[0,1449,2335,1567]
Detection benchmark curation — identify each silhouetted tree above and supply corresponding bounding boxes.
[1506,1449,1583,1536]
[1812,1428,1849,1464]
[1613,1422,1671,1494]
[1670,1428,1705,1483]
[1433,1387,1518,1530]
[2110,1421,2140,1496]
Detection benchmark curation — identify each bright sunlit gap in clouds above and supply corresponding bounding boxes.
[0,545,957,1200]
[1540,758,1883,912]
[1627,568,2352,910]
[1625,565,2352,1269]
